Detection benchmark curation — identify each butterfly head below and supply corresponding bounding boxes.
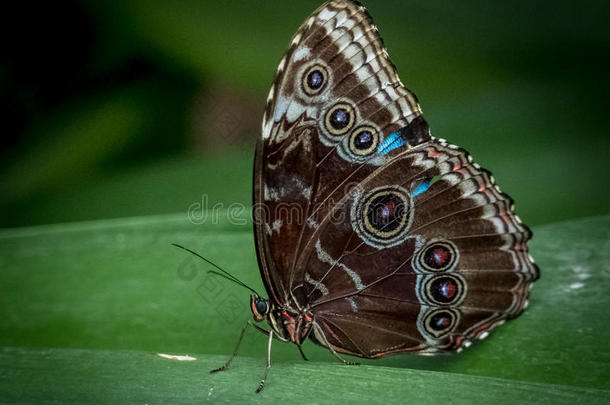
[250,295,270,322]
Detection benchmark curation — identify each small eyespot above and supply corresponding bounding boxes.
[349,126,379,156]
[324,102,355,136]
[416,241,458,272]
[423,308,459,338]
[423,274,466,306]
[302,64,329,96]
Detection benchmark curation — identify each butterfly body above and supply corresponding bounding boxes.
[250,295,313,346]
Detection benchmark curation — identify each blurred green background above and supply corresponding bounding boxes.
[1,0,608,228]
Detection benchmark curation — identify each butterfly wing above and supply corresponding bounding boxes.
[299,140,539,357]
[254,0,428,304]
[254,0,539,357]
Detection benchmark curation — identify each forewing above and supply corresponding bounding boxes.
[254,0,429,303]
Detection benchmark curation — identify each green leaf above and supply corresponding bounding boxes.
[2,347,608,404]
[0,214,609,402]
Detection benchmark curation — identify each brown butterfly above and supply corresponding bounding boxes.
[207,0,539,392]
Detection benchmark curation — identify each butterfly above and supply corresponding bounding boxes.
[207,0,539,392]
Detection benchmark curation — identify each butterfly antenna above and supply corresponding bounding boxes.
[207,270,261,295]
[171,243,261,296]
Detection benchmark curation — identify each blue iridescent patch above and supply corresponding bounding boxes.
[377,132,404,155]
[411,181,431,197]
[411,175,442,197]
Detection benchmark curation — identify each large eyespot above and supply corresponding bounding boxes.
[302,64,329,96]
[349,125,379,157]
[422,274,466,306]
[364,191,406,235]
[416,241,458,272]
[324,102,356,136]
[421,308,459,339]
[351,186,413,248]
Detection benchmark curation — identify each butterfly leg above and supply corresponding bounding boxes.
[297,344,309,361]
[329,348,360,366]
[312,323,359,366]
[210,320,250,374]
[256,330,274,393]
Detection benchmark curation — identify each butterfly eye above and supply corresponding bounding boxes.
[423,274,466,306]
[255,299,269,315]
[349,126,379,156]
[417,241,458,272]
[302,64,329,96]
[422,308,459,338]
[250,296,269,321]
[324,102,356,136]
